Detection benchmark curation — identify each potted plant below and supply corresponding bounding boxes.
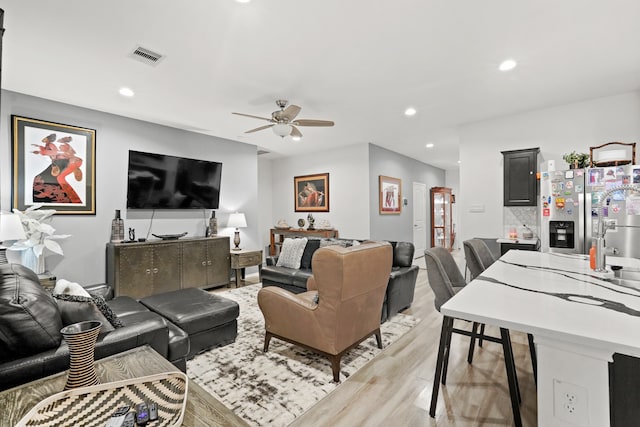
[562,151,590,169]
[7,204,70,274]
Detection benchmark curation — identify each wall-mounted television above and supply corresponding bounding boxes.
[126,150,222,209]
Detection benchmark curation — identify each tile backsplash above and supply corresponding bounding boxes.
[504,206,539,239]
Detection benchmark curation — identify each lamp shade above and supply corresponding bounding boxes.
[0,213,26,242]
[227,212,247,228]
[272,123,291,137]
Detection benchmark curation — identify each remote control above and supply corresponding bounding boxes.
[105,406,130,427]
[122,412,136,427]
[135,402,149,425]
[148,402,158,421]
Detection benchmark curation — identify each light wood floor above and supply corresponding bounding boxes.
[287,250,538,427]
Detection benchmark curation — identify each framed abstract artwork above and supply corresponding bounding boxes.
[12,116,96,214]
[379,175,401,214]
[294,173,329,212]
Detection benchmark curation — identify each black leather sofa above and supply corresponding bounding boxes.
[262,239,419,322]
[0,263,189,392]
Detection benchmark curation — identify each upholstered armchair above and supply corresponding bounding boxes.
[257,241,393,382]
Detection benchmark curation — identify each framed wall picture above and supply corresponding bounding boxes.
[379,175,402,214]
[12,116,96,214]
[294,173,329,212]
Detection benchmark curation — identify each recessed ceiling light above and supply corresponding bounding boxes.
[236,0,251,3]
[499,59,517,71]
[457,160,462,164]
[119,87,135,97]
[404,107,417,116]
[292,135,301,141]
[425,143,434,148]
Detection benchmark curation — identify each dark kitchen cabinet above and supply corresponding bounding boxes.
[502,148,539,206]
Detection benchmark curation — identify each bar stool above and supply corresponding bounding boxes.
[425,246,522,427]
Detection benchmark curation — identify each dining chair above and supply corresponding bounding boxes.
[425,246,522,427]
[463,238,538,385]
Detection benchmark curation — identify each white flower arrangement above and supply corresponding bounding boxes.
[9,204,70,259]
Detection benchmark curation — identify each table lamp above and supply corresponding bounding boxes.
[227,212,247,251]
[0,212,27,264]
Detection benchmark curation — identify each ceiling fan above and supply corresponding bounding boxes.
[232,100,334,139]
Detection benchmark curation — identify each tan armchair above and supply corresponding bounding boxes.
[257,241,393,382]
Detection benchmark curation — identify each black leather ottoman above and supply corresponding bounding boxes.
[139,288,240,359]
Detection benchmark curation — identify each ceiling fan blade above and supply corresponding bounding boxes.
[282,105,302,121]
[290,126,303,139]
[232,112,272,122]
[293,119,335,127]
[245,124,274,134]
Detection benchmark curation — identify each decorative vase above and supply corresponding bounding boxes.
[110,210,124,242]
[61,321,102,390]
[209,211,218,237]
[21,248,46,274]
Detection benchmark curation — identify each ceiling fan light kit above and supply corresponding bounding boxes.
[232,100,334,140]
[272,123,292,137]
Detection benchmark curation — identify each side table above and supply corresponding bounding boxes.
[230,249,263,288]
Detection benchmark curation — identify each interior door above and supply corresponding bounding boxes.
[413,182,427,257]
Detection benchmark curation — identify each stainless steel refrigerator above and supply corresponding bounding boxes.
[585,164,640,259]
[540,168,586,254]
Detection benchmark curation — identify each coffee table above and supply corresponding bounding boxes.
[0,345,248,427]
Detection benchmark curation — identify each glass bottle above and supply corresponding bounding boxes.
[111,210,124,242]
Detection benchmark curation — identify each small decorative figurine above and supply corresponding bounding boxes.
[307,213,315,230]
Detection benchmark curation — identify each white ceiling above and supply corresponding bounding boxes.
[2,1,640,170]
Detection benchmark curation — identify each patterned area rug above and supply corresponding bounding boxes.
[187,284,419,427]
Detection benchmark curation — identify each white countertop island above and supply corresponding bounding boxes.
[442,250,640,426]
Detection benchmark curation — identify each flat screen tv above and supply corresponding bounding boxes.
[126,150,222,209]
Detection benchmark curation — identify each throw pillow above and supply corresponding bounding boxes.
[0,264,63,359]
[52,293,123,332]
[53,279,92,297]
[276,238,308,269]
[52,282,124,331]
[300,239,321,269]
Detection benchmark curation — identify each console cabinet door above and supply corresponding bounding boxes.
[152,243,181,295]
[181,240,209,288]
[206,239,231,288]
[117,246,154,299]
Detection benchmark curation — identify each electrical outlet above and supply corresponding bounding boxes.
[553,379,588,425]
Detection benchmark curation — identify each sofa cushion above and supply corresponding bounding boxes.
[276,238,308,269]
[300,239,321,269]
[0,264,63,360]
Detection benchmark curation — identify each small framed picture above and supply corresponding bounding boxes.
[12,116,96,214]
[379,175,401,214]
[294,173,329,212]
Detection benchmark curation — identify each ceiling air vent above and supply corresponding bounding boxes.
[257,150,270,155]
[129,46,165,66]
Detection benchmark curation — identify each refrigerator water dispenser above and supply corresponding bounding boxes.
[549,221,575,249]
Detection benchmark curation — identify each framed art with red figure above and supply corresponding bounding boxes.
[294,173,329,212]
[12,116,96,215]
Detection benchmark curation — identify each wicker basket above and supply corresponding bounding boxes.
[16,371,188,427]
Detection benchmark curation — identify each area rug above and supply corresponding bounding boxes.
[187,284,419,427]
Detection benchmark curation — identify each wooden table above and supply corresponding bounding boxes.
[269,228,339,256]
[0,346,248,427]
[442,250,640,427]
[230,248,263,288]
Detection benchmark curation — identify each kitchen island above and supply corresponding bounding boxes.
[442,250,640,426]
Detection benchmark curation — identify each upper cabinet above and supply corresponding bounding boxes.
[502,148,539,206]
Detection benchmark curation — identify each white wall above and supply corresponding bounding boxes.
[257,156,273,254]
[458,91,640,244]
[1,90,260,285]
[270,143,370,239]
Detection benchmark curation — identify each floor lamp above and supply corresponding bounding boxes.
[0,212,26,264]
[227,212,247,251]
